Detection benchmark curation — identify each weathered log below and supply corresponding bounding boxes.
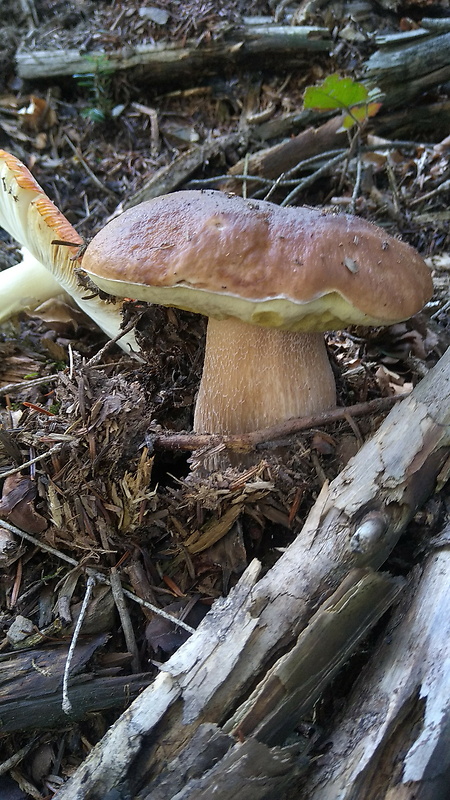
[15,22,330,83]
[140,723,309,800]
[302,533,450,800]
[15,21,450,115]
[55,347,450,799]
[364,30,450,106]
[218,114,348,196]
[0,634,152,733]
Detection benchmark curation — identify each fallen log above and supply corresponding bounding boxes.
[302,528,450,800]
[15,22,330,83]
[363,27,450,106]
[55,346,450,799]
[0,634,152,733]
[15,21,450,111]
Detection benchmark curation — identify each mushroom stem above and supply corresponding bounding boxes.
[193,317,336,435]
[0,248,67,323]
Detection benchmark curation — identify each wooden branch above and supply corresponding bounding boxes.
[16,23,330,82]
[302,536,450,800]
[218,114,348,195]
[360,30,450,107]
[55,347,450,800]
[0,635,152,732]
[149,394,408,453]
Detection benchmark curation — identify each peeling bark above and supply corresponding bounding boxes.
[302,535,450,800]
[16,23,330,83]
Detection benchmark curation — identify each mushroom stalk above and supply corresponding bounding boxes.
[0,248,67,323]
[193,317,336,435]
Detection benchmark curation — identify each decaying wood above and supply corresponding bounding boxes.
[15,22,330,82]
[218,114,348,195]
[0,634,152,733]
[15,22,450,116]
[302,532,450,800]
[140,724,309,800]
[223,569,404,745]
[364,29,450,106]
[55,347,450,800]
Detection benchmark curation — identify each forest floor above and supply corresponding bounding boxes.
[0,1,449,798]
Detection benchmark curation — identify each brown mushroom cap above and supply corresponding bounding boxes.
[82,190,433,331]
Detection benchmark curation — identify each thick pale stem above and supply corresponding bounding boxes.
[194,317,336,435]
[0,249,65,323]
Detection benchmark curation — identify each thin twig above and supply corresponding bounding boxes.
[0,442,65,479]
[62,574,96,714]
[64,134,117,199]
[85,311,146,367]
[409,177,450,206]
[110,566,141,673]
[0,519,79,565]
[149,394,408,453]
[280,152,348,206]
[0,374,60,395]
[120,587,195,634]
[0,519,195,634]
[0,737,39,776]
[350,147,363,214]
[188,142,428,196]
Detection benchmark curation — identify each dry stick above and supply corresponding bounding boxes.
[63,134,118,200]
[189,148,347,190]
[0,374,60,395]
[62,573,96,715]
[110,566,141,673]
[0,737,39,776]
[409,176,450,205]
[189,142,428,195]
[151,394,407,453]
[280,152,349,206]
[85,311,146,367]
[0,519,78,566]
[0,519,195,634]
[0,442,65,479]
[350,148,363,214]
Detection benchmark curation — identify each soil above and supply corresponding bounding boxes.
[0,1,449,798]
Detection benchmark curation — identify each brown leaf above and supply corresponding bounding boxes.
[0,475,47,534]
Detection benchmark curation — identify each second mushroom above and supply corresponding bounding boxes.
[81,191,432,436]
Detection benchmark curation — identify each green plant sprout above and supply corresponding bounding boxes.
[303,73,382,130]
[73,54,114,123]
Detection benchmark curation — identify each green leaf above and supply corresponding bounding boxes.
[304,74,369,111]
[304,74,382,130]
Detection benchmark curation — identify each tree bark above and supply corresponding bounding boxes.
[301,532,450,800]
[54,346,450,800]
[364,30,450,106]
[0,634,152,733]
[16,22,330,83]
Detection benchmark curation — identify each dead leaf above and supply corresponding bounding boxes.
[0,475,47,534]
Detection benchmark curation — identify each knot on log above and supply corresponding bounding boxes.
[349,511,389,554]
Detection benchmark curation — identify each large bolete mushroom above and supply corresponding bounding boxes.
[81,190,433,435]
[0,149,138,353]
